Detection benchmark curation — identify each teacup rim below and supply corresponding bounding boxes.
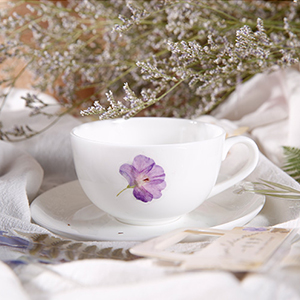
[70,117,226,147]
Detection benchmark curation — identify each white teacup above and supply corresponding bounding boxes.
[70,118,259,226]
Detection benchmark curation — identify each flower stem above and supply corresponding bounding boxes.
[116,185,134,197]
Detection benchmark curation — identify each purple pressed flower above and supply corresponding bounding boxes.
[242,227,268,232]
[118,155,166,203]
[0,231,30,249]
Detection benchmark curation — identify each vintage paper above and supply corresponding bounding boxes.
[130,227,296,272]
[182,227,294,272]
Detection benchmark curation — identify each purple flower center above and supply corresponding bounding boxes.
[118,155,166,203]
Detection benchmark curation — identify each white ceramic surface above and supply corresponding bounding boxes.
[30,180,265,241]
[70,118,259,225]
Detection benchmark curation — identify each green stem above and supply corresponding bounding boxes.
[116,185,134,197]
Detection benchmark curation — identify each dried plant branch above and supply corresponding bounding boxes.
[0,0,299,140]
[235,179,300,200]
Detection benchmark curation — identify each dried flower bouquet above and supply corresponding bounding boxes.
[0,0,299,140]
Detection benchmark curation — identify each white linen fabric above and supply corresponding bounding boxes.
[0,68,300,299]
[211,67,300,166]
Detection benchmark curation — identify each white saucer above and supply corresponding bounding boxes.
[30,180,265,241]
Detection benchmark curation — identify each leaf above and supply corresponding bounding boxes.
[66,250,75,261]
[111,248,124,259]
[283,146,300,183]
[29,243,44,256]
[97,247,113,257]
[49,247,60,259]
[30,233,49,243]
[12,231,141,263]
[67,243,83,250]
[256,179,300,193]
[84,245,97,254]
[236,179,300,200]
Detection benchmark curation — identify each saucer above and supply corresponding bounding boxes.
[30,180,265,241]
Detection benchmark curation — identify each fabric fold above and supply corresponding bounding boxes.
[0,66,300,300]
[212,67,300,167]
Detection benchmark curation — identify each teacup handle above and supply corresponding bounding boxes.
[208,136,259,198]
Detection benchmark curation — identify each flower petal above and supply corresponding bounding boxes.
[144,180,167,199]
[133,186,153,203]
[119,164,137,186]
[119,155,166,202]
[0,233,30,249]
[132,155,155,173]
[148,165,165,180]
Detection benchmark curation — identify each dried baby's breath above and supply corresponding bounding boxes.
[0,0,299,140]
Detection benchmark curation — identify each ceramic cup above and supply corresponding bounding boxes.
[70,117,259,226]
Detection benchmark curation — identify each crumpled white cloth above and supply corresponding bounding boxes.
[211,67,300,166]
[1,68,300,300]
